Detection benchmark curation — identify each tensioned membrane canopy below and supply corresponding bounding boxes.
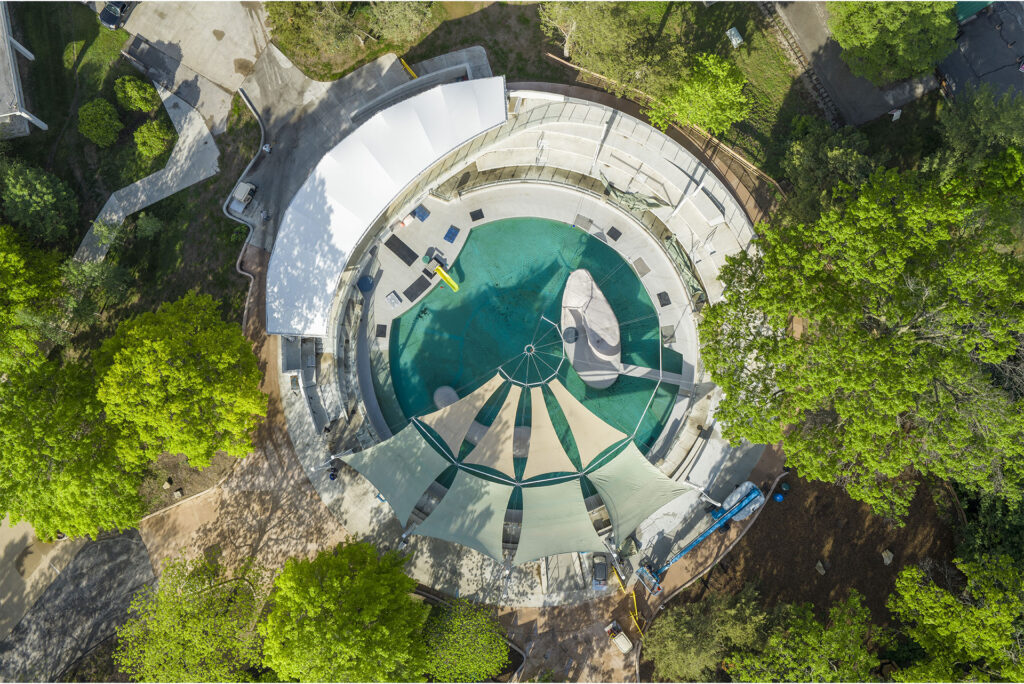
[514,480,605,564]
[419,374,506,457]
[265,76,508,336]
[587,442,693,544]
[411,470,513,561]
[523,386,576,479]
[463,384,521,476]
[547,379,627,467]
[341,424,451,526]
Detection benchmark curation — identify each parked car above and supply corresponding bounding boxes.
[592,552,609,591]
[99,1,131,30]
[605,621,633,655]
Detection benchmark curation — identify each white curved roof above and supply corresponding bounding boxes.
[266,77,508,336]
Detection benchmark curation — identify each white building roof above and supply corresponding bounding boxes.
[266,76,508,336]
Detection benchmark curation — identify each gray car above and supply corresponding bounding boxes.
[592,553,609,591]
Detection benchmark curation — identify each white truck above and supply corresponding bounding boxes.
[605,621,633,655]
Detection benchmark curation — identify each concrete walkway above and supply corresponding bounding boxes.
[0,516,85,641]
[74,84,220,263]
[0,530,154,682]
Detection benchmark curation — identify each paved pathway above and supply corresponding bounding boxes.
[74,85,220,263]
[940,2,1024,98]
[0,531,154,682]
[0,516,85,641]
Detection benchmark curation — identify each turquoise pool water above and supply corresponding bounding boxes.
[379,217,680,460]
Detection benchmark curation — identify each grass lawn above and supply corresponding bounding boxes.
[9,2,177,248]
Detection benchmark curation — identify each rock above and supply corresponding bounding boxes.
[172,488,183,500]
[815,560,826,575]
[162,477,173,490]
[882,549,894,566]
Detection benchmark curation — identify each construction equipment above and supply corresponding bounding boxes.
[635,482,765,596]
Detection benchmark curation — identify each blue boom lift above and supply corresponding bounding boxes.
[635,482,765,596]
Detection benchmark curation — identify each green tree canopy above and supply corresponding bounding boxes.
[726,591,887,682]
[779,115,876,223]
[133,118,176,161]
[0,359,145,540]
[700,155,1024,518]
[648,52,750,136]
[259,543,430,682]
[539,1,684,99]
[424,599,509,682]
[96,290,266,471]
[934,84,1024,186]
[0,224,63,372]
[644,584,769,681]
[78,97,123,148]
[60,257,130,330]
[0,160,79,243]
[114,557,267,682]
[827,2,958,86]
[888,556,1024,681]
[114,75,162,112]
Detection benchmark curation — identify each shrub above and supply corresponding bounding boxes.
[134,212,163,239]
[78,98,123,148]
[424,599,510,682]
[114,75,161,112]
[0,160,79,243]
[647,53,750,136]
[133,119,175,161]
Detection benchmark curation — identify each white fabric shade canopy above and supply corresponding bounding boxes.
[341,424,452,526]
[522,386,577,479]
[587,442,692,543]
[419,374,506,457]
[411,470,513,561]
[547,379,627,467]
[266,77,508,336]
[513,480,605,564]
[463,384,522,477]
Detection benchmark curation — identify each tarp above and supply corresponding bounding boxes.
[587,442,691,543]
[266,76,508,336]
[513,480,605,564]
[341,424,452,526]
[547,379,627,467]
[419,375,506,457]
[411,470,513,561]
[464,384,522,477]
[523,386,577,479]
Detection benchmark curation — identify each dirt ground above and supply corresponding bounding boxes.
[710,476,957,623]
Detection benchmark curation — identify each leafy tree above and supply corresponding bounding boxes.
[0,359,145,540]
[700,159,1024,519]
[133,118,176,161]
[134,212,164,239]
[96,290,266,471]
[424,599,509,682]
[0,160,79,243]
[115,556,267,682]
[644,584,769,681]
[888,556,1024,681]
[934,84,1024,180]
[539,2,684,99]
[827,2,957,85]
[957,493,1024,566]
[779,115,876,223]
[259,543,430,682]
[115,75,162,112]
[0,224,62,372]
[726,591,887,682]
[78,98,123,148]
[60,257,130,329]
[365,1,434,44]
[648,53,750,136]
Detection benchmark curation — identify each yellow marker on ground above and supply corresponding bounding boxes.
[400,58,418,79]
[434,265,459,292]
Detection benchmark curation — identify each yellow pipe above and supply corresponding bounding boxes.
[435,265,459,292]
[613,567,627,594]
[400,58,418,79]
